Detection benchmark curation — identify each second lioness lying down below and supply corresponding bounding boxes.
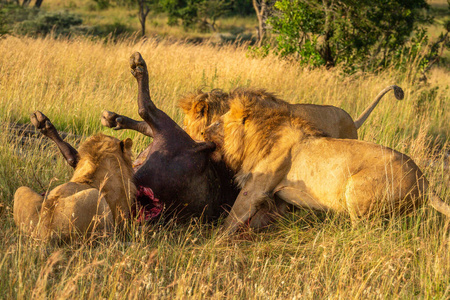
[14,117,135,241]
[203,94,450,233]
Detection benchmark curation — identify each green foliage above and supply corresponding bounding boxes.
[14,10,82,36]
[197,0,230,32]
[0,8,7,35]
[159,0,230,31]
[158,0,200,27]
[0,2,40,32]
[79,20,132,38]
[91,0,112,10]
[263,0,432,72]
[247,43,270,58]
[228,0,254,16]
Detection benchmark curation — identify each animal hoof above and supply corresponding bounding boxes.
[30,111,56,136]
[101,111,123,130]
[130,52,147,78]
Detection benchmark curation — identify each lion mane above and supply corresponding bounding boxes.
[221,94,327,179]
[178,88,287,140]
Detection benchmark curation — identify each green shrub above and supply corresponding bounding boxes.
[258,0,433,73]
[13,10,82,36]
[90,20,131,37]
[92,0,111,10]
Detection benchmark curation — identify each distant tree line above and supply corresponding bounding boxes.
[10,0,43,8]
[112,0,448,74]
[1,0,448,75]
[96,0,254,36]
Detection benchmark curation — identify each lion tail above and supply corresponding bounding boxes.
[354,85,404,130]
[428,193,450,218]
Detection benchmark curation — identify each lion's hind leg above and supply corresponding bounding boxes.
[343,171,388,224]
[51,189,114,240]
[13,186,44,234]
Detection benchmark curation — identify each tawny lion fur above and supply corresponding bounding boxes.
[179,86,404,141]
[13,134,135,241]
[203,95,450,233]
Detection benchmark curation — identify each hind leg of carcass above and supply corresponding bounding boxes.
[30,111,79,168]
[101,110,153,137]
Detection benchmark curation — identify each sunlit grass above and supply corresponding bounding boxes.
[1,35,450,298]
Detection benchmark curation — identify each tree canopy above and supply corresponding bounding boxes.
[266,0,433,71]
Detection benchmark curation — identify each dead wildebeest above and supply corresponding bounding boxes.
[32,52,239,223]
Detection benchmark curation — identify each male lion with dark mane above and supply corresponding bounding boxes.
[203,95,450,234]
[14,112,135,241]
[179,85,404,141]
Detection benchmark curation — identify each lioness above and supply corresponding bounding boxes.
[14,116,135,241]
[203,95,450,233]
[179,86,404,141]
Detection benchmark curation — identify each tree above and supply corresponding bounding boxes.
[197,0,229,32]
[18,0,43,8]
[137,0,151,36]
[252,0,273,46]
[266,0,431,71]
[115,0,156,37]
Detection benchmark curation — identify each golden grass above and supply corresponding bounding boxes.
[1,35,450,299]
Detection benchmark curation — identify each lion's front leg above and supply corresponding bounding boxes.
[222,179,274,234]
[13,186,44,234]
[248,197,290,229]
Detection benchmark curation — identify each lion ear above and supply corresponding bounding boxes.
[193,101,209,119]
[178,96,193,113]
[229,104,250,124]
[120,138,133,152]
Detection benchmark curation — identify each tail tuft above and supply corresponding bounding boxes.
[393,85,404,100]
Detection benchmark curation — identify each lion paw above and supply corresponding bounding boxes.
[129,52,148,78]
[30,111,58,137]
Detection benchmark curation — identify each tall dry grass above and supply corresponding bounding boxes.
[1,35,450,299]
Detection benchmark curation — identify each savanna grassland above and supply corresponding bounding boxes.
[1,32,450,299]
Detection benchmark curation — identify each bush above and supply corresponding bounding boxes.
[89,20,132,37]
[92,0,111,10]
[13,10,82,36]
[263,0,432,72]
[0,2,40,34]
[0,8,7,36]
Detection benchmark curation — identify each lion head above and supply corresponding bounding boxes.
[178,89,230,140]
[179,88,285,141]
[204,95,327,174]
[71,134,136,221]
